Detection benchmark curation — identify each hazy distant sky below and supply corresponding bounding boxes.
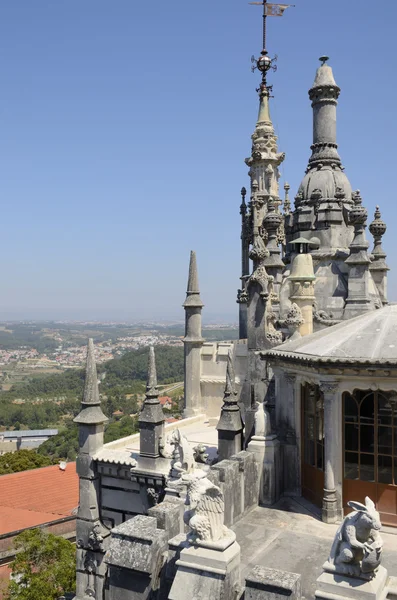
[0,0,395,322]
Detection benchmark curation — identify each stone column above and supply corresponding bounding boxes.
[275,371,300,497]
[288,253,316,336]
[320,380,341,524]
[183,251,204,417]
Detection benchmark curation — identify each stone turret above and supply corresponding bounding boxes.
[74,339,109,600]
[139,346,165,459]
[344,192,373,318]
[183,251,204,417]
[369,206,389,305]
[217,349,244,460]
[291,57,354,251]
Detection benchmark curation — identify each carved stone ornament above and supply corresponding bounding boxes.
[87,521,107,552]
[183,473,227,543]
[193,443,209,464]
[319,381,339,395]
[169,428,196,474]
[285,303,304,341]
[249,236,269,262]
[323,497,383,580]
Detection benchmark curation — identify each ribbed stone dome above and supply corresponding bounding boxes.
[298,165,352,203]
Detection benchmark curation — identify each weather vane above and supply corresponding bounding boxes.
[249,1,295,93]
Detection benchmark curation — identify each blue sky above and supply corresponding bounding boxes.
[0,0,395,322]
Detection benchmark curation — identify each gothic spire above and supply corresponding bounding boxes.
[217,349,243,460]
[139,346,165,458]
[183,251,204,308]
[146,346,159,401]
[74,339,108,425]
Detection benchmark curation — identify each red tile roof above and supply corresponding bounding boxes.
[0,463,79,535]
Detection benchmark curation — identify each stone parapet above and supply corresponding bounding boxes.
[245,565,301,599]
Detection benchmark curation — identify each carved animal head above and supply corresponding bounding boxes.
[347,497,381,531]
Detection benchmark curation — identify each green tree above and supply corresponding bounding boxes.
[0,450,54,475]
[4,529,76,600]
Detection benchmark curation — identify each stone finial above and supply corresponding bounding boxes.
[285,303,304,341]
[83,338,99,405]
[240,187,247,216]
[369,206,387,249]
[283,182,291,215]
[74,339,108,425]
[187,250,199,294]
[224,349,237,399]
[323,496,383,579]
[139,346,165,459]
[183,251,204,308]
[146,346,158,399]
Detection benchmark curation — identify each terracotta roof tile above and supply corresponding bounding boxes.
[0,463,79,535]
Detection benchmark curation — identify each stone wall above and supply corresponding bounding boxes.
[200,340,248,419]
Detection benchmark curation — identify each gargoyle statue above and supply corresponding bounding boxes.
[325,496,383,579]
[184,474,227,543]
[193,443,209,464]
[169,428,196,474]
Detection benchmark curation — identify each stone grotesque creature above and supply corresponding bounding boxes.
[184,474,226,543]
[169,428,196,474]
[193,443,209,464]
[325,497,383,578]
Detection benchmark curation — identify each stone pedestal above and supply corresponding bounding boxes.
[247,434,280,506]
[168,532,241,600]
[245,565,301,599]
[315,566,388,600]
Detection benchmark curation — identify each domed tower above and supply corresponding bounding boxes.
[282,57,382,322]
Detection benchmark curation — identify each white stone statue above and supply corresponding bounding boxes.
[169,429,196,474]
[183,474,227,543]
[324,497,383,579]
[254,401,272,438]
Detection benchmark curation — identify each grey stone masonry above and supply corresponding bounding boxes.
[105,515,168,600]
[183,250,204,417]
[139,346,165,459]
[369,205,389,305]
[344,191,373,319]
[74,339,110,600]
[217,349,244,461]
[245,566,301,600]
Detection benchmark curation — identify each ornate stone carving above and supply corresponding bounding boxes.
[312,300,340,326]
[285,303,304,340]
[193,443,209,464]
[324,497,383,579]
[319,381,339,395]
[87,522,106,552]
[169,429,196,474]
[183,474,227,543]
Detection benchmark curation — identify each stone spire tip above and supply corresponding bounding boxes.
[147,346,158,392]
[83,338,100,405]
[224,349,237,398]
[187,250,199,294]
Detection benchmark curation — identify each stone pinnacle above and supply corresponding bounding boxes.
[187,250,199,294]
[83,338,100,405]
[183,250,204,308]
[146,346,159,397]
[224,349,237,399]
